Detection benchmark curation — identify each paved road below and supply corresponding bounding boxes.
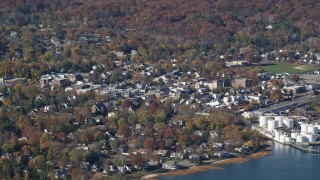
[260,94,316,113]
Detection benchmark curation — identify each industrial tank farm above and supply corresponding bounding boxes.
[256,115,319,145]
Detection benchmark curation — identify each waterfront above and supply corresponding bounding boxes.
[160,142,320,180]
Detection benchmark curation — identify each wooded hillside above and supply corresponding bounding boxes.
[1,0,320,52]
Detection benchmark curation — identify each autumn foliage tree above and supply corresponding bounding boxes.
[270,89,283,102]
[117,118,129,138]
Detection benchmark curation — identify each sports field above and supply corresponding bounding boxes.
[251,63,317,74]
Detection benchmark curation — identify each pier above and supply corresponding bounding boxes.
[290,143,320,154]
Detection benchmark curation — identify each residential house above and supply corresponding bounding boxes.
[170,152,184,159]
[188,154,201,163]
[183,147,195,154]
[12,51,21,60]
[10,31,18,39]
[53,169,66,179]
[67,74,82,82]
[193,130,203,137]
[213,151,233,158]
[209,131,219,139]
[117,166,126,174]
[153,150,168,157]
[117,165,132,174]
[248,95,263,103]
[91,165,98,172]
[235,145,252,154]
[80,162,90,170]
[162,161,178,170]
[53,78,69,87]
[212,143,223,150]
[91,102,108,115]
[132,149,147,155]
[148,159,162,166]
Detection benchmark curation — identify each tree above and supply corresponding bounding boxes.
[143,137,155,150]
[178,130,191,147]
[129,153,144,170]
[136,108,153,124]
[70,167,87,180]
[69,148,89,163]
[244,100,259,111]
[0,108,12,132]
[314,106,320,115]
[86,151,99,165]
[223,125,243,146]
[112,155,127,166]
[117,118,129,138]
[163,128,174,139]
[78,130,93,144]
[270,89,282,102]
[109,139,119,151]
[291,74,300,82]
[33,155,48,179]
[47,145,54,161]
[128,113,138,125]
[247,68,260,83]
[122,99,132,109]
[0,158,16,179]
[154,109,166,123]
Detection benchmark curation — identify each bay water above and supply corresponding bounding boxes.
[160,142,320,180]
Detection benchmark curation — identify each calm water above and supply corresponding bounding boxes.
[160,142,320,180]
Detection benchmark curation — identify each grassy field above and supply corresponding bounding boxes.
[249,63,317,74]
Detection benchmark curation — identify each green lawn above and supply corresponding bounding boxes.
[249,63,317,74]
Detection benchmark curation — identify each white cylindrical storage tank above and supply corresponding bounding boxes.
[285,119,294,128]
[283,119,294,128]
[305,134,316,142]
[268,120,276,131]
[285,136,292,143]
[280,134,286,142]
[314,125,320,130]
[296,134,304,143]
[259,116,269,128]
[283,119,289,128]
[278,119,283,127]
[275,116,284,127]
[275,120,279,129]
[275,131,280,140]
[301,124,308,134]
[275,116,284,121]
[291,132,298,139]
[308,126,318,135]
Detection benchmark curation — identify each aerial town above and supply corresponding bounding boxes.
[1,0,320,179]
[1,29,320,178]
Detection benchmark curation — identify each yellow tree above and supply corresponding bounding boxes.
[223,125,243,146]
[270,89,282,101]
[117,118,129,138]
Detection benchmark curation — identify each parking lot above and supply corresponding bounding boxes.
[300,74,320,84]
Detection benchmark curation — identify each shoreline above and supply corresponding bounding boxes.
[140,147,272,180]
